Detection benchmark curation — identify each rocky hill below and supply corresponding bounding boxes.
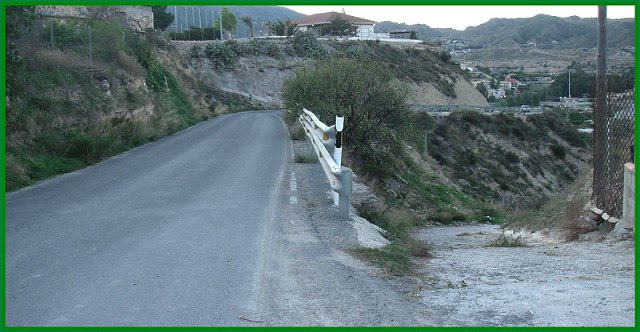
[376,15,634,49]
[180,38,487,108]
[459,15,634,49]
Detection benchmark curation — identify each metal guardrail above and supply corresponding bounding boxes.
[299,108,352,220]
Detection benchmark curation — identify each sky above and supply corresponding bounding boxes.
[284,5,635,30]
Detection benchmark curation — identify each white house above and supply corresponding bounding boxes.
[294,11,376,38]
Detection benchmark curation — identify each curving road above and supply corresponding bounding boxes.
[6,111,290,326]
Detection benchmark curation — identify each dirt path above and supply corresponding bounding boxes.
[416,224,635,326]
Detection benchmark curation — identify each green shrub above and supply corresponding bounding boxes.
[290,30,328,59]
[244,39,283,58]
[294,153,317,163]
[282,57,409,178]
[204,41,239,71]
[550,144,566,159]
[42,19,85,50]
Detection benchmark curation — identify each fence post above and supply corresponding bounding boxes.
[332,115,344,206]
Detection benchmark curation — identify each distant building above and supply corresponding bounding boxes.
[294,11,376,38]
[389,29,416,39]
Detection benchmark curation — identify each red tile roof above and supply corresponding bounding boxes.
[294,11,376,26]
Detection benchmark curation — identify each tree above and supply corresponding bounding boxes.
[272,19,298,36]
[476,82,488,98]
[152,6,174,31]
[241,16,253,38]
[220,8,237,39]
[320,16,357,37]
[283,58,410,177]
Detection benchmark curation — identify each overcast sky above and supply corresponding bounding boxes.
[284,5,635,30]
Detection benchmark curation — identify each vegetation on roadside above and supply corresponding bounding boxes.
[281,47,593,274]
[294,153,318,164]
[5,9,214,191]
[352,207,432,275]
[190,30,327,71]
[486,232,523,247]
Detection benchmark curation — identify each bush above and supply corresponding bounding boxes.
[204,41,239,71]
[244,39,284,59]
[550,144,566,159]
[283,58,410,178]
[290,30,328,59]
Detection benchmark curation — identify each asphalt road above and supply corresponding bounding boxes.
[6,111,290,326]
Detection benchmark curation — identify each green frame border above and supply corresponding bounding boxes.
[1,0,638,330]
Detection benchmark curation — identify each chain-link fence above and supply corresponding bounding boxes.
[592,78,635,218]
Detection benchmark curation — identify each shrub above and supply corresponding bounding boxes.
[504,151,520,164]
[550,144,566,159]
[204,41,239,71]
[282,57,410,178]
[42,19,85,51]
[290,30,328,59]
[244,39,283,58]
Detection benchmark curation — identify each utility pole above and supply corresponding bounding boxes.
[198,7,203,40]
[219,10,223,41]
[174,5,178,32]
[191,7,195,30]
[593,5,608,209]
[568,69,571,98]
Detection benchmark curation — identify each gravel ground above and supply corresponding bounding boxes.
[416,224,635,326]
[264,120,635,327]
[253,137,433,326]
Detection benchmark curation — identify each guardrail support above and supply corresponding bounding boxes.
[332,116,344,206]
[339,167,352,219]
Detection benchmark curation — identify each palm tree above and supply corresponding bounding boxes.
[273,19,298,36]
[241,16,253,38]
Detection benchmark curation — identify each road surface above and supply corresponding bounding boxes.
[6,111,290,326]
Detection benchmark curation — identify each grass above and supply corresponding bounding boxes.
[351,245,413,276]
[291,126,307,141]
[6,153,87,190]
[486,232,524,247]
[353,206,433,276]
[294,153,317,163]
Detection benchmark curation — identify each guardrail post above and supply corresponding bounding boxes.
[339,167,352,220]
[332,115,344,206]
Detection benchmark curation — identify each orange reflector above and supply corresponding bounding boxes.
[323,133,329,140]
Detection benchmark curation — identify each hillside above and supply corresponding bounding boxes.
[459,15,634,49]
[376,15,634,49]
[355,110,592,226]
[179,37,488,108]
[5,10,220,190]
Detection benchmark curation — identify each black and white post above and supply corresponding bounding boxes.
[332,116,344,206]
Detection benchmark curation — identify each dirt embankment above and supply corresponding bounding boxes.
[174,40,488,108]
[408,77,489,106]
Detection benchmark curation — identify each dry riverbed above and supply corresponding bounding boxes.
[416,223,635,326]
